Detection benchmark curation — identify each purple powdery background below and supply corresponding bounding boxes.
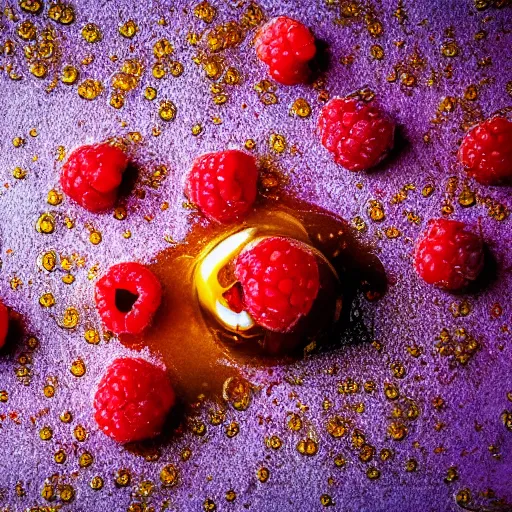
[0,1,511,511]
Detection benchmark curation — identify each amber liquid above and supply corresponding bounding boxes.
[120,195,386,405]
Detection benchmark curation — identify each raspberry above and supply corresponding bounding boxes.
[185,150,258,224]
[318,97,395,171]
[0,301,8,349]
[255,16,316,85]
[95,262,162,335]
[458,116,512,185]
[93,357,175,443]
[414,219,484,291]
[235,237,320,332]
[60,143,128,212]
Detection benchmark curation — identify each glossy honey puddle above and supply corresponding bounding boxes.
[120,195,387,405]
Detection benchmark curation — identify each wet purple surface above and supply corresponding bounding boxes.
[0,1,511,511]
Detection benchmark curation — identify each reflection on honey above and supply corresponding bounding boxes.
[121,195,386,405]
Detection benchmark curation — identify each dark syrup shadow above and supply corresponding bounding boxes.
[0,311,25,357]
[117,162,139,200]
[308,39,331,82]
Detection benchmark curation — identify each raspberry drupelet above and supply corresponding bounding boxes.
[235,237,320,332]
[185,150,258,224]
[93,357,175,444]
[458,116,512,185]
[60,143,128,212]
[318,97,395,171]
[0,301,8,349]
[255,16,316,85]
[414,219,484,291]
[95,262,162,335]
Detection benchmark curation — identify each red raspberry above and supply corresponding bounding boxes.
[60,143,128,212]
[95,262,162,335]
[93,357,175,443]
[0,301,8,349]
[255,16,316,85]
[318,97,395,171]
[414,219,484,291]
[458,116,512,185]
[185,150,258,224]
[235,237,320,332]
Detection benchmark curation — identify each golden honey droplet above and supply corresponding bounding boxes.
[61,273,74,285]
[29,61,47,79]
[12,167,27,179]
[191,123,203,136]
[256,467,270,483]
[153,38,174,58]
[366,467,381,480]
[296,438,319,456]
[326,416,348,438]
[269,133,287,153]
[74,424,88,442]
[41,483,54,501]
[115,468,132,487]
[159,100,177,121]
[43,384,55,397]
[368,200,385,222]
[13,137,25,148]
[367,19,383,37]
[70,358,86,377]
[54,449,66,464]
[320,494,334,507]
[225,421,240,438]
[81,23,102,43]
[440,41,459,57]
[36,213,55,234]
[464,84,478,101]
[90,476,104,490]
[17,20,37,40]
[89,231,102,245]
[60,410,72,423]
[58,484,74,502]
[244,139,256,150]
[144,86,157,101]
[152,63,166,79]
[370,44,385,60]
[422,184,434,197]
[77,79,103,100]
[84,328,100,345]
[203,498,217,512]
[60,65,79,85]
[0,390,8,403]
[111,72,138,92]
[385,226,400,239]
[290,98,312,118]
[194,1,217,23]
[266,435,282,450]
[39,292,56,308]
[48,2,75,24]
[388,421,407,440]
[225,489,236,502]
[61,307,79,329]
[439,96,457,113]
[223,67,240,85]
[79,451,94,467]
[160,464,179,486]
[119,20,138,38]
[455,488,472,506]
[40,426,53,440]
[223,376,252,411]
[20,0,44,14]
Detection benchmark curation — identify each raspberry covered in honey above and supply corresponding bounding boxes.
[93,357,175,443]
[95,262,162,335]
[60,143,128,212]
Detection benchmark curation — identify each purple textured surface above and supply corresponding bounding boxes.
[0,1,511,511]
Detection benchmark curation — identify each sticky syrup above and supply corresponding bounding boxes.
[120,195,387,404]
